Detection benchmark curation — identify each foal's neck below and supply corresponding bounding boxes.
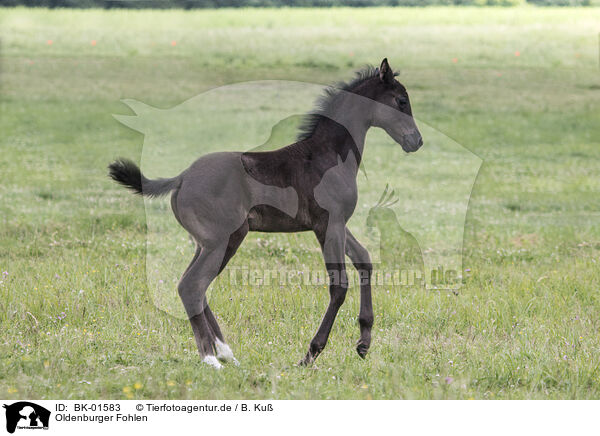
[309,119,365,167]
[307,91,373,168]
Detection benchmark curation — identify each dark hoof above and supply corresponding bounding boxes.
[298,348,321,366]
[298,354,312,367]
[356,342,369,359]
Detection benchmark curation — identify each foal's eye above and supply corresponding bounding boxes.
[395,96,408,108]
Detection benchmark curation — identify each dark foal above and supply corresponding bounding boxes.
[109,58,423,368]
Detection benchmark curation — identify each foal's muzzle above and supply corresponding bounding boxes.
[402,131,423,153]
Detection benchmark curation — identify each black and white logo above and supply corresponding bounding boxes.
[3,402,50,433]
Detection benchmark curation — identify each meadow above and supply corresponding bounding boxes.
[1,6,600,399]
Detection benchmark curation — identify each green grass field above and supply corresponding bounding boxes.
[1,6,600,399]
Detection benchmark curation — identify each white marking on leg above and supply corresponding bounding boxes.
[202,355,223,369]
[215,339,239,365]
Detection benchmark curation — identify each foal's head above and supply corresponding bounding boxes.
[297,58,423,152]
[360,58,423,152]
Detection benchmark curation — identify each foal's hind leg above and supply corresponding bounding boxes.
[181,247,230,366]
[345,228,373,358]
[178,243,229,368]
[210,220,248,365]
[180,221,249,368]
[202,301,238,365]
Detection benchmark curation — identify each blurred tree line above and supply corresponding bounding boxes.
[0,0,593,7]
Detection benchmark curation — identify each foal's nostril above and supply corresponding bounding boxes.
[406,131,423,151]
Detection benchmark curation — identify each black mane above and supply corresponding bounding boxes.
[296,65,379,141]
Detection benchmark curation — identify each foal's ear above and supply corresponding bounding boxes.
[379,58,394,84]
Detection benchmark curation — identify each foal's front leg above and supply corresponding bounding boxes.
[345,228,373,358]
[300,224,348,366]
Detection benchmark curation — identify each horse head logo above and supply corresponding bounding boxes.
[3,402,50,434]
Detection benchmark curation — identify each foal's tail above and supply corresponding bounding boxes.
[108,158,180,198]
